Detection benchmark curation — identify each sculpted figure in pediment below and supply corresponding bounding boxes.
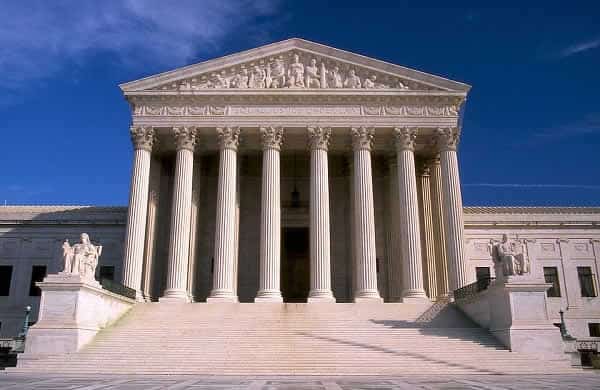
[344,69,362,88]
[266,57,286,88]
[230,68,249,88]
[249,66,266,88]
[364,74,377,89]
[211,71,229,89]
[328,66,343,88]
[305,58,321,88]
[287,54,305,88]
[397,80,409,89]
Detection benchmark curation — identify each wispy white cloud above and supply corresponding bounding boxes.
[559,37,600,58]
[464,183,600,190]
[532,114,600,139]
[0,0,280,89]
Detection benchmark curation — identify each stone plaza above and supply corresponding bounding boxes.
[1,39,600,378]
[2,374,600,390]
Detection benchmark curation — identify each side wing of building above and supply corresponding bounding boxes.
[464,207,600,338]
[0,206,126,337]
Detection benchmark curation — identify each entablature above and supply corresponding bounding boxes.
[127,93,465,130]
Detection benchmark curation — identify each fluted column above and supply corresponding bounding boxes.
[255,126,284,302]
[122,126,154,300]
[351,127,382,302]
[430,157,449,298]
[208,127,240,302]
[162,127,197,302]
[418,162,438,299]
[187,162,201,301]
[394,128,428,302]
[387,156,403,301]
[307,126,335,303]
[141,189,159,301]
[436,127,468,294]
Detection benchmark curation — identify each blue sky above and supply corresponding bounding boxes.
[1,0,599,206]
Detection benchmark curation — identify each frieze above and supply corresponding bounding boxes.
[150,50,430,92]
[133,104,461,118]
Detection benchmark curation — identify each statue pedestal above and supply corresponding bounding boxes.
[18,273,134,363]
[487,276,566,360]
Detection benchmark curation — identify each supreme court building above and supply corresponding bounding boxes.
[117,38,469,304]
[2,40,600,366]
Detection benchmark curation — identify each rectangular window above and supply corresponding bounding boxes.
[29,265,47,297]
[589,323,600,337]
[0,266,12,296]
[578,266,597,298]
[99,265,114,281]
[543,267,561,297]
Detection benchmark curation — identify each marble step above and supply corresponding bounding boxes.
[17,302,577,375]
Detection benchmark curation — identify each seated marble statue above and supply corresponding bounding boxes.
[62,233,102,282]
[491,234,530,278]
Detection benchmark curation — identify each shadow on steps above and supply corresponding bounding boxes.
[368,302,505,348]
[295,331,503,375]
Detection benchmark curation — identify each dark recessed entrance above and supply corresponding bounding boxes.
[282,227,310,302]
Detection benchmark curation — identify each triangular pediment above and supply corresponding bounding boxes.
[120,38,470,93]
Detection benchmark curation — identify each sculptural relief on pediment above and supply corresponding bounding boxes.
[150,51,439,92]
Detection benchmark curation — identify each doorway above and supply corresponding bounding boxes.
[281,227,310,302]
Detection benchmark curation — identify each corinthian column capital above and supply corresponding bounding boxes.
[350,126,374,151]
[436,127,460,151]
[130,126,154,151]
[260,126,284,150]
[216,126,240,151]
[394,127,417,151]
[173,126,198,151]
[308,126,331,151]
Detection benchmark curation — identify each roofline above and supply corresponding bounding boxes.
[464,206,600,214]
[2,205,599,214]
[119,38,471,93]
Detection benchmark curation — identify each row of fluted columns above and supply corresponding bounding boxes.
[121,125,468,302]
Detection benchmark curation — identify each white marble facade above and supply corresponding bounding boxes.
[117,38,470,305]
[1,39,599,338]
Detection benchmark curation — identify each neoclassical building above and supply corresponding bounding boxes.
[1,40,599,360]
[117,38,470,304]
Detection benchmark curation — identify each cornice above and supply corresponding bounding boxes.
[464,206,600,229]
[0,206,127,224]
[464,206,600,215]
[124,90,467,98]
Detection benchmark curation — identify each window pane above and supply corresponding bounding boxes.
[543,267,561,297]
[578,267,596,298]
[0,266,13,296]
[29,265,47,297]
[589,323,600,337]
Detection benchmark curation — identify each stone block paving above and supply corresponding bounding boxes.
[1,374,600,390]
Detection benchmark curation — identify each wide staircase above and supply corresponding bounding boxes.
[13,302,575,375]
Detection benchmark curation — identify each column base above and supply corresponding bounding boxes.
[207,290,239,303]
[307,290,336,303]
[354,290,383,303]
[401,296,431,304]
[401,289,429,303]
[160,289,191,302]
[134,290,146,302]
[254,290,283,302]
